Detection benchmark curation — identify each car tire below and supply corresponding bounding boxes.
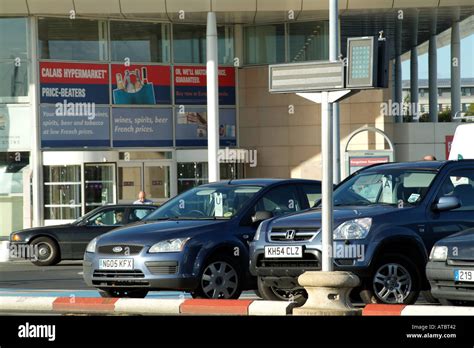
[421,290,439,304]
[257,277,307,305]
[30,237,61,266]
[360,253,421,305]
[98,288,148,298]
[191,255,243,299]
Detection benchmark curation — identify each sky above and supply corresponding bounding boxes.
[402,34,474,80]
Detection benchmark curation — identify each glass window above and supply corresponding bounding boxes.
[244,24,285,65]
[288,21,329,62]
[84,164,115,213]
[0,18,28,60]
[173,24,234,64]
[0,62,28,98]
[301,183,322,207]
[130,207,154,221]
[38,18,108,61]
[437,169,474,211]
[254,185,301,217]
[87,208,126,226]
[44,165,82,220]
[177,162,244,193]
[334,170,437,207]
[146,185,262,220]
[178,162,208,193]
[111,21,170,63]
[0,152,29,195]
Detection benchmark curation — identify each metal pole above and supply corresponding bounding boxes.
[410,10,419,121]
[451,20,461,121]
[429,10,438,123]
[206,12,220,182]
[321,91,333,272]
[30,17,43,227]
[330,0,340,184]
[395,17,403,123]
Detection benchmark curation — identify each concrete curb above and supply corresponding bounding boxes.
[0,297,295,315]
[363,304,474,316]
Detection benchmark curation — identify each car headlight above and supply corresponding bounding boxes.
[430,245,448,261]
[11,234,22,242]
[149,238,190,253]
[333,218,372,240]
[86,237,98,253]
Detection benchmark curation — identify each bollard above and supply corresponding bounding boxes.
[293,271,362,316]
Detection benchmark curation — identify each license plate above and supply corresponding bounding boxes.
[99,258,134,270]
[264,246,303,258]
[454,269,474,282]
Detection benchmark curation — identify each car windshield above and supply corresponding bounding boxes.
[145,185,263,220]
[332,169,438,207]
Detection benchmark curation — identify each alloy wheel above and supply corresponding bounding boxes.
[201,261,238,299]
[372,262,412,304]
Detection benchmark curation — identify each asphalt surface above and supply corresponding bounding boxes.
[0,260,259,300]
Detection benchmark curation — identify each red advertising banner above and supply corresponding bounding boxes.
[39,62,109,104]
[111,64,171,105]
[174,66,236,105]
[445,135,454,159]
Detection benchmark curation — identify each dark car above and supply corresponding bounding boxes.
[83,179,322,299]
[10,204,157,266]
[250,160,474,304]
[426,228,474,305]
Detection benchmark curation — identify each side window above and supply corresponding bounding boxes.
[301,184,322,208]
[437,169,474,211]
[130,208,153,222]
[88,208,126,226]
[254,185,301,217]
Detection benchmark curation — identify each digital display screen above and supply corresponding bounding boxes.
[346,37,375,88]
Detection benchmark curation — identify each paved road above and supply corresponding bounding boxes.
[0,260,259,300]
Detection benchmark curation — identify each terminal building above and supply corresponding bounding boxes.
[0,0,472,236]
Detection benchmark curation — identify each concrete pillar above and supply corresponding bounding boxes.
[410,10,419,121]
[451,20,461,121]
[429,11,438,122]
[394,16,403,123]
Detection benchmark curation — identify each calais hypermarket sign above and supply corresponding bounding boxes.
[174,66,236,105]
[39,62,109,104]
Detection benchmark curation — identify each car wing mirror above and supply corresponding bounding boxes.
[433,196,461,212]
[251,211,273,226]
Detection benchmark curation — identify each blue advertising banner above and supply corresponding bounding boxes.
[175,108,236,147]
[40,105,110,148]
[112,108,173,147]
[39,62,109,104]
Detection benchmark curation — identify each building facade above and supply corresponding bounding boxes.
[0,0,472,237]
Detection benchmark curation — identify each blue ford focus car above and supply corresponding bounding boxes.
[83,179,321,298]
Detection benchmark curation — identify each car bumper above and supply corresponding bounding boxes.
[83,249,199,291]
[250,243,372,286]
[426,261,474,302]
